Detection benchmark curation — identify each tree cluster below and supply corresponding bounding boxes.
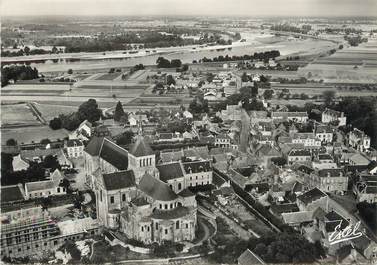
[49,99,102,131]
[115,131,134,146]
[188,95,209,115]
[156,57,182,68]
[248,233,325,263]
[1,65,39,86]
[1,153,61,186]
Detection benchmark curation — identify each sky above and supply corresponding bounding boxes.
[1,0,377,17]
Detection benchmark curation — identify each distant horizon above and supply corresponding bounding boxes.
[1,0,377,18]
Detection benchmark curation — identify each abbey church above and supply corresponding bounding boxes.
[83,126,199,244]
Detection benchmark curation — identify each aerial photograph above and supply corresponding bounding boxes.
[1,0,377,264]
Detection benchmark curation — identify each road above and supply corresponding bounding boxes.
[240,109,250,153]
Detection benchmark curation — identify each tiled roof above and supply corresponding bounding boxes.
[297,188,327,205]
[151,206,191,220]
[238,249,266,265]
[102,170,135,190]
[139,173,178,201]
[324,211,349,232]
[318,168,344,178]
[1,185,24,203]
[157,162,184,182]
[182,160,211,174]
[160,149,184,163]
[271,111,308,118]
[129,136,154,157]
[282,210,315,224]
[20,148,61,161]
[178,189,195,197]
[100,138,128,170]
[270,203,299,215]
[159,133,174,140]
[212,172,227,187]
[318,154,333,160]
[296,164,314,175]
[25,180,57,192]
[131,197,149,206]
[84,136,105,156]
[289,149,311,157]
[85,137,128,170]
[67,139,83,147]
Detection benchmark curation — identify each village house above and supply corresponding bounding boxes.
[66,139,84,158]
[12,154,29,171]
[24,169,66,200]
[220,104,242,121]
[155,132,184,143]
[312,168,348,194]
[291,133,322,148]
[321,108,346,126]
[271,111,308,123]
[353,174,377,203]
[296,187,328,211]
[312,153,337,170]
[315,126,334,143]
[287,149,312,165]
[349,128,371,152]
[214,133,232,148]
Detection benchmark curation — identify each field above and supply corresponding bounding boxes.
[1,126,69,145]
[299,40,377,83]
[33,103,78,121]
[1,103,41,127]
[94,72,122,80]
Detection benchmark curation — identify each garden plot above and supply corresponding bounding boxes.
[1,103,41,127]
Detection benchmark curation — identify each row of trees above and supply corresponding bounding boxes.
[2,46,61,57]
[1,65,39,86]
[197,50,280,64]
[271,24,311,34]
[49,99,102,131]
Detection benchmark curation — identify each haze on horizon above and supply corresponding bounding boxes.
[1,0,377,18]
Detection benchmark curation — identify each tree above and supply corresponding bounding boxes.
[49,117,62,130]
[67,69,73,74]
[156,57,171,68]
[116,131,135,145]
[77,99,102,123]
[113,101,125,122]
[181,64,189,72]
[241,72,249,82]
[6,138,17,146]
[23,46,30,55]
[300,93,309,100]
[51,46,58,54]
[189,95,209,115]
[40,138,51,145]
[322,90,336,106]
[263,89,274,100]
[166,75,176,86]
[251,83,259,98]
[170,59,182,68]
[42,155,61,171]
